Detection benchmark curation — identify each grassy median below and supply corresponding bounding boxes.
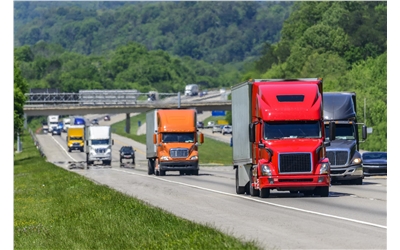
[14,132,261,249]
[111,113,233,166]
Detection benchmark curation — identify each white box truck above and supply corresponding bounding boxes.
[184,84,199,96]
[85,125,113,166]
[47,115,59,132]
[62,118,71,132]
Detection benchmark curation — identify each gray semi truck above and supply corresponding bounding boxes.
[323,92,368,185]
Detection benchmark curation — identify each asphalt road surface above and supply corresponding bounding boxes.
[35,113,387,249]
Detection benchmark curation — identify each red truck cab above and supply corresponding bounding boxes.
[232,78,332,198]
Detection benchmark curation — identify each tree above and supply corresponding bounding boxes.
[14,59,28,138]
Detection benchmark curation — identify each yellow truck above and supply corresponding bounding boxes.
[67,125,85,152]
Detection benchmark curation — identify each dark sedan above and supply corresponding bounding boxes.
[119,146,136,164]
[362,151,387,176]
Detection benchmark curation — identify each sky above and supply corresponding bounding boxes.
[5,0,397,249]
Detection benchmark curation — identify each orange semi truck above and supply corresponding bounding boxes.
[232,78,334,198]
[146,109,204,176]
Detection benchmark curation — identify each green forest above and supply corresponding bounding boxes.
[14,1,387,151]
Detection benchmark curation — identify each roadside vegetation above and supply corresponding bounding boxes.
[110,113,233,166]
[14,132,261,249]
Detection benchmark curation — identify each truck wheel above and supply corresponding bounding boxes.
[235,168,246,194]
[249,174,259,197]
[160,170,166,176]
[259,188,270,198]
[68,148,71,152]
[148,159,155,175]
[352,178,363,185]
[192,169,199,176]
[317,186,329,197]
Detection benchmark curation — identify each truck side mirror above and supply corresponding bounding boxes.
[362,125,368,140]
[329,121,336,141]
[153,133,157,144]
[199,133,204,144]
[249,123,255,143]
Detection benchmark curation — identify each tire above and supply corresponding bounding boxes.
[192,169,199,175]
[316,186,329,197]
[160,170,166,176]
[259,188,270,198]
[352,177,363,185]
[68,148,71,152]
[235,168,246,194]
[148,159,154,175]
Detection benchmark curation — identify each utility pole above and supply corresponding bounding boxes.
[364,97,366,124]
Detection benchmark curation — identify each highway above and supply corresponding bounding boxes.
[33,112,387,249]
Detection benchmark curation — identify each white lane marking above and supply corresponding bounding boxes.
[111,168,386,230]
[50,135,77,161]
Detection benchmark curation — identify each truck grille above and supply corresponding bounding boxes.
[279,153,312,173]
[95,148,106,153]
[170,148,189,158]
[72,143,80,146]
[326,151,348,165]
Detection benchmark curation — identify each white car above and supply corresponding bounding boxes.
[222,125,232,135]
[212,125,223,133]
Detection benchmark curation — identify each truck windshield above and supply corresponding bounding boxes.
[325,124,355,140]
[264,121,321,139]
[70,136,83,140]
[162,133,194,143]
[92,139,109,145]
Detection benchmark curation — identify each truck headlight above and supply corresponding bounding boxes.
[352,158,362,165]
[190,156,198,160]
[160,156,170,161]
[320,162,330,174]
[90,150,96,155]
[261,164,272,176]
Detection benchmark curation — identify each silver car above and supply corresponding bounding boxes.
[212,125,223,133]
[222,125,232,135]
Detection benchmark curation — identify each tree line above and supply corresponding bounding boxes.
[14,1,387,151]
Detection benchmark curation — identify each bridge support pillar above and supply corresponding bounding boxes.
[24,113,28,129]
[125,113,130,134]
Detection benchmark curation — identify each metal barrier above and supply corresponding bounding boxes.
[29,128,46,158]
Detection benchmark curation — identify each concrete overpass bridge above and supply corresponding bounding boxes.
[23,90,232,133]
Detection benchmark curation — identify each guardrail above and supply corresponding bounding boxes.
[29,128,46,158]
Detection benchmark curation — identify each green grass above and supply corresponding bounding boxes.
[14,132,261,249]
[111,113,233,165]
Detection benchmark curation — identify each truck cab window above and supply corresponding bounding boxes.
[325,124,355,140]
[264,121,321,139]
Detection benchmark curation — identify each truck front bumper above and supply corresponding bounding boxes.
[88,156,112,161]
[159,161,199,171]
[258,174,330,191]
[330,164,363,181]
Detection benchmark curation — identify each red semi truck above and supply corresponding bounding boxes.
[231,78,333,198]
